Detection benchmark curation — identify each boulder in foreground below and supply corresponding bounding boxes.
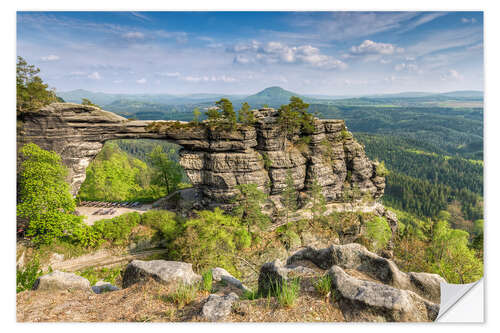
[33,270,91,292]
[328,265,439,322]
[201,292,239,321]
[122,260,201,288]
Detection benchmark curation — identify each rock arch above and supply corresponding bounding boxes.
[17,103,385,209]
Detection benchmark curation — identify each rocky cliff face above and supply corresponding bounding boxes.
[17,103,385,212]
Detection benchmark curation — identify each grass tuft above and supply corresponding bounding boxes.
[275,278,300,308]
[164,283,198,307]
[201,270,213,292]
[313,274,332,297]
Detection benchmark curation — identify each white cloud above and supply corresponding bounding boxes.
[350,40,403,55]
[87,72,101,80]
[441,69,463,81]
[123,31,145,39]
[395,63,420,73]
[159,72,181,77]
[41,54,60,61]
[182,75,237,83]
[229,41,346,70]
[379,59,392,64]
[461,17,477,24]
[136,78,147,84]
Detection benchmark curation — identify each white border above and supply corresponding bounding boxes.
[3,1,498,332]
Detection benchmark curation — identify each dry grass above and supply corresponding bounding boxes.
[17,275,345,322]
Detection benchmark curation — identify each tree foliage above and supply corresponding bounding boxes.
[148,145,184,194]
[16,56,57,113]
[78,142,157,202]
[232,183,270,233]
[238,102,255,125]
[281,170,298,224]
[309,178,327,222]
[172,208,251,276]
[364,216,392,251]
[81,98,100,108]
[278,96,315,140]
[17,143,83,245]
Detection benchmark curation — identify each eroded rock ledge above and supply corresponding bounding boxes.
[17,103,385,211]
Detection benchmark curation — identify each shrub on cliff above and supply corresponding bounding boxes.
[171,208,251,276]
[17,143,84,245]
[364,216,392,251]
[16,56,57,113]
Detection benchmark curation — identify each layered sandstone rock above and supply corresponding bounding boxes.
[17,103,385,211]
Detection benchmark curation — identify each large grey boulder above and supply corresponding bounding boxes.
[91,280,120,294]
[287,243,445,303]
[201,292,239,321]
[211,267,250,293]
[33,271,92,292]
[328,266,439,322]
[122,260,201,288]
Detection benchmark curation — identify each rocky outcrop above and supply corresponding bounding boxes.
[257,243,445,322]
[17,103,385,211]
[33,271,92,292]
[287,243,445,303]
[328,266,439,322]
[201,292,239,321]
[122,260,201,288]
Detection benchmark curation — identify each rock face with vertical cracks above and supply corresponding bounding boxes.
[17,103,385,209]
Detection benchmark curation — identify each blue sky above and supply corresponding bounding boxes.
[17,11,483,95]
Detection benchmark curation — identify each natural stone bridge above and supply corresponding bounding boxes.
[17,103,385,211]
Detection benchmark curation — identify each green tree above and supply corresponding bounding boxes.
[238,102,255,125]
[278,96,315,148]
[172,208,250,276]
[205,107,221,124]
[233,183,270,233]
[78,143,150,201]
[429,220,483,283]
[281,170,298,224]
[81,98,100,108]
[148,145,183,194]
[215,98,237,130]
[192,107,202,124]
[309,178,327,222]
[16,56,57,113]
[17,143,83,245]
[365,217,392,251]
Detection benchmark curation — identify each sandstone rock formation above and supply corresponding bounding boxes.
[33,270,92,292]
[17,103,385,212]
[258,243,445,322]
[122,260,201,288]
[328,265,439,322]
[287,243,445,303]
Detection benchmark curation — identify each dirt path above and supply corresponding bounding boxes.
[49,248,168,272]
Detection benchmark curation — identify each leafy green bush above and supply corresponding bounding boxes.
[364,216,392,251]
[140,210,181,242]
[375,160,389,177]
[17,143,85,245]
[91,212,141,245]
[171,208,250,276]
[16,256,43,293]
